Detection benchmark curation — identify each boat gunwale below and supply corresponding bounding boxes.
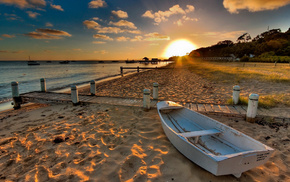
[157,101,274,161]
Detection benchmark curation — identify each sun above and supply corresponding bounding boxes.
[163,39,196,58]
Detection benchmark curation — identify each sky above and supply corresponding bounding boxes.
[0,0,289,60]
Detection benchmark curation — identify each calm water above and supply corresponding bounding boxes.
[0,61,168,102]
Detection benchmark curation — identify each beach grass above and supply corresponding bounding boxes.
[226,93,290,108]
[185,57,290,84]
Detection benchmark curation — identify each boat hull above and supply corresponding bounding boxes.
[157,101,274,177]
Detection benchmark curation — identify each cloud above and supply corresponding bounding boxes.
[92,17,102,21]
[112,10,128,19]
[130,36,143,42]
[93,34,113,40]
[83,20,101,29]
[89,0,106,8]
[116,36,130,42]
[83,20,141,34]
[92,41,106,44]
[0,0,46,9]
[144,32,170,41]
[96,26,123,34]
[185,5,195,13]
[26,11,40,18]
[109,20,137,29]
[190,30,245,40]
[2,34,15,38]
[174,16,198,26]
[50,4,64,11]
[223,0,290,13]
[4,13,20,20]
[36,28,71,36]
[45,22,53,27]
[24,28,71,39]
[142,4,195,25]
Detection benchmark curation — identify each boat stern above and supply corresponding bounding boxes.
[216,149,274,177]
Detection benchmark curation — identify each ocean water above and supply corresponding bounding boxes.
[0,61,168,102]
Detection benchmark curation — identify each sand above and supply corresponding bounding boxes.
[0,103,289,182]
[0,62,289,181]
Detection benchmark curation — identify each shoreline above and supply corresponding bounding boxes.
[0,63,170,112]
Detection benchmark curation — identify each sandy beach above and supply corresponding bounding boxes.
[0,62,289,181]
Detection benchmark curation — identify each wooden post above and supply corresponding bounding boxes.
[11,81,21,109]
[153,83,158,100]
[40,78,46,92]
[143,89,150,110]
[71,85,79,106]
[246,93,259,122]
[232,85,240,104]
[137,66,139,73]
[90,80,96,96]
[274,61,277,67]
[120,66,123,76]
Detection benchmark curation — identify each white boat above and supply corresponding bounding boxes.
[157,101,274,178]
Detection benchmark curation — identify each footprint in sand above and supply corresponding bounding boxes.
[101,134,121,150]
[119,155,146,181]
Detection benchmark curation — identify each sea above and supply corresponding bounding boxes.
[0,61,168,103]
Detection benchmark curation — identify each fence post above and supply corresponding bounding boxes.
[153,83,158,100]
[120,66,123,76]
[246,93,259,123]
[90,80,96,96]
[232,85,240,104]
[40,78,46,92]
[71,85,79,106]
[11,81,21,109]
[143,89,150,110]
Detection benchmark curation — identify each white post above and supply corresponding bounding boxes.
[11,81,21,109]
[40,78,46,92]
[232,85,240,104]
[143,89,150,110]
[90,80,96,96]
[246,93,259,122]
[71,85,79,106]
[153,83,159,100]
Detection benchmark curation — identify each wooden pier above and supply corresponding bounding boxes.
[20,91,289,123]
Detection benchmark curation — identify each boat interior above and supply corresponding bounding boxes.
[160,108,261,156]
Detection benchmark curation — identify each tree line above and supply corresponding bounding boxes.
[188,28,290,62]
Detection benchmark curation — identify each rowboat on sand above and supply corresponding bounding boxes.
[157,101,274,178]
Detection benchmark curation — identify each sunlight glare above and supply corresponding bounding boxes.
[163,39,196,58]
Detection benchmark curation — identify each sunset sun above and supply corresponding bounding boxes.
[163,39,196,58]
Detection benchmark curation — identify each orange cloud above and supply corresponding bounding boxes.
[50,4,64,11]
[24,28,71,39]
[26,11,40,18]
[223,0,290,13]
[89,0,106,8]
[109,20,137,29]
[145,32,170,41]
[83,20,100,29]
[2,34,15,38]
[142,4,195,25]
[93,34,113,40]
[0,0,46,9]
[116,36,130,41]
[112,10,128,18]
